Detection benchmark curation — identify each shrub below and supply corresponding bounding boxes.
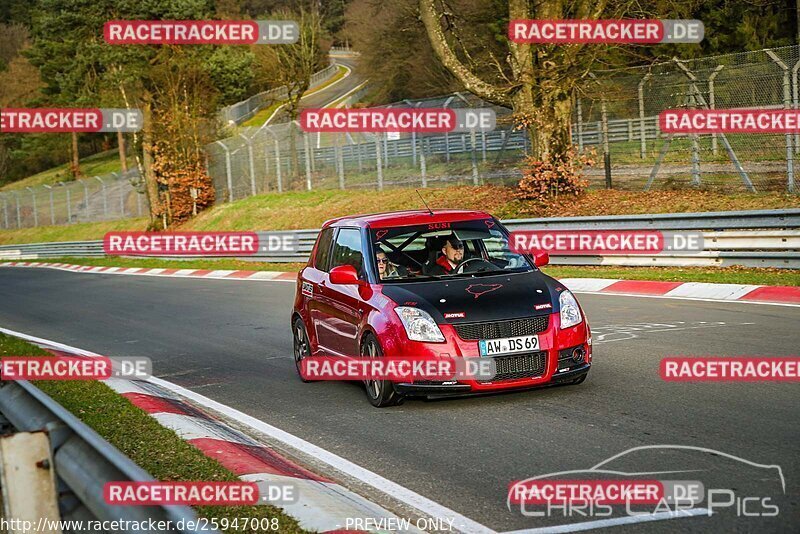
[516,147,594,202]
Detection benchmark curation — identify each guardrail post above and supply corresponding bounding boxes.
[443,96,455,162]
[638,73,650,158]
[708,65,724,156]
[686,88,701,187]
[214,141,234,201]
[239,133,257,196]
[407,100,419,165]
[576,97,584,153]
[336,135,345,190]
[26,187,38,227]
[375,133,384,190]
[600,99,612,188]
[767,50,795,193]
[43,184,55,225]
[94,176,108,217]
[11,191,21,228]
[302,128,313,191]
[0,194,8,229]
[58,182,71,223]
[273,136,283,193]
[419,136,427,187]
[82,179,89,213]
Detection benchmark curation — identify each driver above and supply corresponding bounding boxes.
[427,233,464,275]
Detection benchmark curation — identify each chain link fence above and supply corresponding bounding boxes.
[576,45,799,192]
[210,45,800,200]
[0,169,146,229]
[208,91,530,202]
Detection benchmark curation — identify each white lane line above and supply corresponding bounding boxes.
[328,80,369,109]
[0,326,494,534]
[574,290,800,308]
[499,507,710,534]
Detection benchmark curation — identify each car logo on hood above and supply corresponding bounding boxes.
[465,283,503,299]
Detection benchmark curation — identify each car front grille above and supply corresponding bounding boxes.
[479,351,547,382]
[453,315,549,340]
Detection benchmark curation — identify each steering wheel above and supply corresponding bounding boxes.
[455,257,494,274]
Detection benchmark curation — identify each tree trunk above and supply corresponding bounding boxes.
[71,132,81,177]
[419,0,575,162]
[141,95,161,222]
[117,131,128,173]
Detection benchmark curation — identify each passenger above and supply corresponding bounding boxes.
[426,234,464,275]
[375,245,403,280]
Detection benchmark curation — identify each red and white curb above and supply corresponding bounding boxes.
[559,278,800,306]
[2,261,799,305]
[0,261,298,282]
[0,329,422,533]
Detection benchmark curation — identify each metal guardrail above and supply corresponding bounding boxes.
[0,210,798,268]
[0,379,215,534]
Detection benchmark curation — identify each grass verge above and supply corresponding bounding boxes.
[541,265,800,287]
[1,150,136,192]
[0,333,306,533]
[4,257,797,287]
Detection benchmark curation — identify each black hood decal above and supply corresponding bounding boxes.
[380,271,560,323]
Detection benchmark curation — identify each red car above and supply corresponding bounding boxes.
[291,209,592,407]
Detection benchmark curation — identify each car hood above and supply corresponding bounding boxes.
[379,271,565,324]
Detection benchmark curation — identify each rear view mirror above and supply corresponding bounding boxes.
[532,250,550,268]
[330,264,361,284]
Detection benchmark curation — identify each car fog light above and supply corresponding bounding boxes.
[572,347,585,363]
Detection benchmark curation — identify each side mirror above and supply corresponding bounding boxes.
[532,250,550,268]
[329,264,361,285]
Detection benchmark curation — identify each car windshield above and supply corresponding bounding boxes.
[369,219,533,282]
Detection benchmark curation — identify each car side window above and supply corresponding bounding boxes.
[314,228,334,272]
[329,228,365,278]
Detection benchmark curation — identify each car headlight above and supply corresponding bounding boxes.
[559,290,583,329]
[395,307,445,342]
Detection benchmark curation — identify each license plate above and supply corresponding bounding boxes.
[479,335,539,356]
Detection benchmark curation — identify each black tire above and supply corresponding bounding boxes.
[571,373,588,385]
[293,318,311,383]
[361,334,401,408]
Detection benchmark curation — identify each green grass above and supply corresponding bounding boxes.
[1,150,135,192]
[0,218,149,246]
[0,333,306,534]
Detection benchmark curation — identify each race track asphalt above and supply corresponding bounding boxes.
[1,267,797,533]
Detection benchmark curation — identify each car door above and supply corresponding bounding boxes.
[305,227,334,353]
[315,227,366,356]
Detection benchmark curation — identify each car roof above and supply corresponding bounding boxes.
[322,209,493,229]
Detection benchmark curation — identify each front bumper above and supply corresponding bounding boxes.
[395,363,591,397]
[380,311,592,395]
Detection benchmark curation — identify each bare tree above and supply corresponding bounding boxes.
[253,7,323,177]
[419,0,616,161]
